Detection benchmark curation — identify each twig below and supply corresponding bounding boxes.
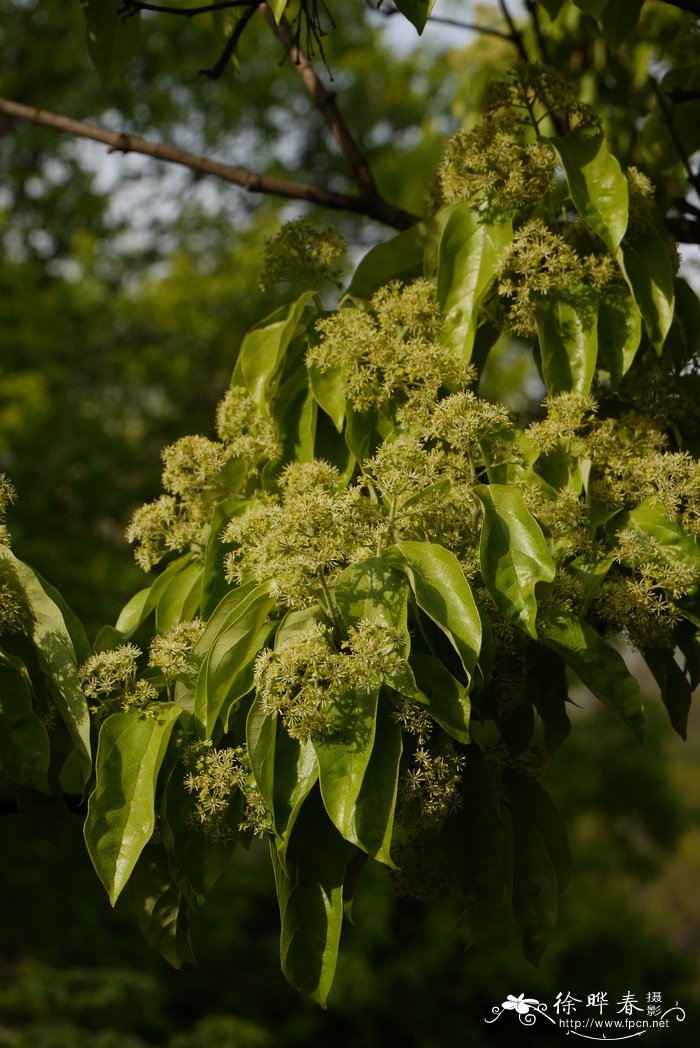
[652,79,700,191]
[497,0,529,63]
[666,87,700,104]
[0,96,417,229]
[673,197,700,218]
[200,1,259,78]
[263,4,378,197]
[119,1,255,18]
[666,215,700,242]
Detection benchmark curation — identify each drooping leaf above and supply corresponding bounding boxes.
[272,733,319,868]
[539,0,567,17]
[344,697,402,866]
[267,0,290,24]
[0,546,91,784]
[234,293,315,408]
[84,703,181,905]
[508,779,572,892]
[551,135,628,253]
[437,204,512,361]
[535,290,599,397]
[598,0,645,47]
[643,648,692,740]
[385,541,481,679]
[270,789,348,1006]
[33,572,90,665]
[410,653,470,744]
[617,234,674,351]
[246,697,277,815]
[80,0,140,86]
[475,484,555,640]
[529,648,571,753]
[597,291,642,386]
[542,609,645,739]
[129,843,194,969]
[334,557,410,651]
[0,653,51,793]
[510,806,560,966]
[313,689,379,847]
[393,0,437,33]
[115,555,192,637]
[347,225,425,299]
[308,361,346,432]
[155,560,202,633]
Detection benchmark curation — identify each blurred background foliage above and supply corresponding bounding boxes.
[2,0,700,1041]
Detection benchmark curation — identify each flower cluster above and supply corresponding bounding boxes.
[79,644,159,720]
[183,740,272,841]
[399,745,466,825]
[0,581,25,635]
[258,219,346,290]
[0,474,15,547]
[215,387,280,476]
[149,619,204,682]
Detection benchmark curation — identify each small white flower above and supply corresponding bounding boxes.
[502,994,540,1015]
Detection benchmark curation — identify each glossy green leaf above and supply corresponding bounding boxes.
[308,361,346,432]
[272,733,319,868]
[385,541,481,678]
[508,779,571,892]
[313,689,379,847]
[115,555,192,636]
[0,654,51,792]
[346,225,425,299]
[542,608,645,739]
[616,500,700,581]
[393,0,437,33]
[475,484,555,640]
[235,292,314,408]
[334,557,410,651]
[410,653,470,744]
[33,572,90,665]
[85,703,181,905]
[155,560,202,633]
[344,697,402,866]
[643,648,692,740]
[267,0,289,24]
[129,843,194,969]
[597,291,642,385]
[535,291,598,396]
[80,0,140,86]
[616,234,674,351]
[270,789,348,1005]
[0,546,91,784]
[552,135,628,253]
[437,204,512,361]
[246,697,277,815]
[194,590,276,736]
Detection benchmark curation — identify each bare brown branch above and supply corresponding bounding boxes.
[262,3,379,197]
[0,96,418,229]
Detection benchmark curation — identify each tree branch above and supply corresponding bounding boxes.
[0,96,418,229]
[199,1,259,78]
[262,4,379,197]
[120,1,255,18]
[652,79,700,191]
[497,0,529,63]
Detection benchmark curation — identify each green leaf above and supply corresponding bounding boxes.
[573,0,607,15]
[510,807,559,966]
[393,0,437,33]
[270,789,348,1006]
[475,485,555,640]
[437,205,512,362]
[33,572,90,665]
[344,697,402,866]
[313,689,379,848]
[272,733,319,868]
[529,648,571,753]
[542,608,645,739]
[616,234,674,351]
[0,546,91,784]
[80,1,140,86]
[246,697,277,815]
[643,648,692,740]
[347,225,425,299]
[129,843,194,969]
[539,0,567,17]
[551,135,628,254]
[615,500,700,582]
[334,557,410,651]
[598,0,645,47]
[597,291,642,385]
[267,0,289,24]
[508,779,571,892]
[344,403,390,462]
[194,590,276,736]
[155,560,202,633]
[0,654,51,793]
[410,653,470,744]
[535,291,599,397]
[235,293,315,408]
[163,761,233,897]
[84,703,181,905]
[385,541,481,679]
[308,361,346,432]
